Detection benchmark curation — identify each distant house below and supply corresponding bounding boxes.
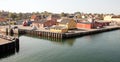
[59,18,76,29]
[50,25,68,33]
[104,15,120,22]
[76,18,93,29]
[56,19,63,25]
[76,20,110,29]
[0,17,7,22]
[50,18,76,33]
[0,17,8,26]
[31,15,41,21]
[32,19,57,29]
[77,22,93,29]
[47,14,60,25]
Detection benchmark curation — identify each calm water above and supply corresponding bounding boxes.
[0,30,120,62]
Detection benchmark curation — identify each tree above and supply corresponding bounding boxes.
[8,13,18,21]
[60,12,68,17]
[74,12,81,15]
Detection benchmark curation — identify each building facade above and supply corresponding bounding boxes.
[59,18,76,29]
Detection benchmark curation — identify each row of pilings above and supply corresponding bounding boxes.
[18,29,66,39]
[5,28,14,36]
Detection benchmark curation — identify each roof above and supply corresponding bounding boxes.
[47,14,61,20]
[59,19,71,24]
[50,14,61,18]
[31,15,36,19]
[32,19,48,23]
[76,18,87,22]
[50,25,67,29]
[112,16,120,18]
[0,17,7,22]
[96,20,110,22]
[57,19,62,22]
[95,20,110,23]
[78,22,92,24]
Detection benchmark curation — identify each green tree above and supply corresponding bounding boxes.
[8,13,18,20]
[60,12,68,17]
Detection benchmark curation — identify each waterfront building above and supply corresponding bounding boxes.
[50,25,68,33]
[77,22,93,29]
[30,15,41,21]
[32,19,57,29]
[104,15,120,23]
[59,18,76,29]
[46,14,59,25]
[76,19,110,29]
[0,17,7,22]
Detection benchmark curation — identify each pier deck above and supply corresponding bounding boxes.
[0,38,12,45]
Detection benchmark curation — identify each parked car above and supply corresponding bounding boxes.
[23,21,27,26]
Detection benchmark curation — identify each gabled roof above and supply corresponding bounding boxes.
[57,19,62,22]
[59,19,71,24]
[31,15,36,19]
[0,17,7,22]
[33,19,48,24]
[49,14,61,18]
[112,16,120,18]
[50,25,66,29]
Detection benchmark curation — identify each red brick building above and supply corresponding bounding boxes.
[0,17,7,22]
[76,20,110,29]
[77,22,93,29]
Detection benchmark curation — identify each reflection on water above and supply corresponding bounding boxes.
[0,30,120,62]
[23,34,76,46]
[15,38,20,52]
[0,49,15,59]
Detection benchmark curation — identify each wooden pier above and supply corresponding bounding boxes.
[18,29,66,39]
[0,35,19,54]
[18,26,120,39]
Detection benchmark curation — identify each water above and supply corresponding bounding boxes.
[0,30,120,62]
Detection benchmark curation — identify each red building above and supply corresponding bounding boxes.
[32,19,57,29]
[0,17,7,22]
[47,14,60,24]
[76,21,110,29]
[77,22,93,29]
[31,15,41,21]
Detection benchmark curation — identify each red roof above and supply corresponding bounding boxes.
[0,17,6,21]
[31,15,37,19]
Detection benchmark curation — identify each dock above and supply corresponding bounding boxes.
[0,25,19,54]
[18,26,120,39]
[0,35,19,54]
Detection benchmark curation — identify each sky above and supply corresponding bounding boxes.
[0,0,120,14]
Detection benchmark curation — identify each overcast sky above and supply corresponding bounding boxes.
[0,0,120,14]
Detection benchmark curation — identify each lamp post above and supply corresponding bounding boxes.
[6,18,11,36]
[8,18,11,29]
[8,18,14,36]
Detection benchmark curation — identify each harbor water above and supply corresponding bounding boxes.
[0,30,120,62]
